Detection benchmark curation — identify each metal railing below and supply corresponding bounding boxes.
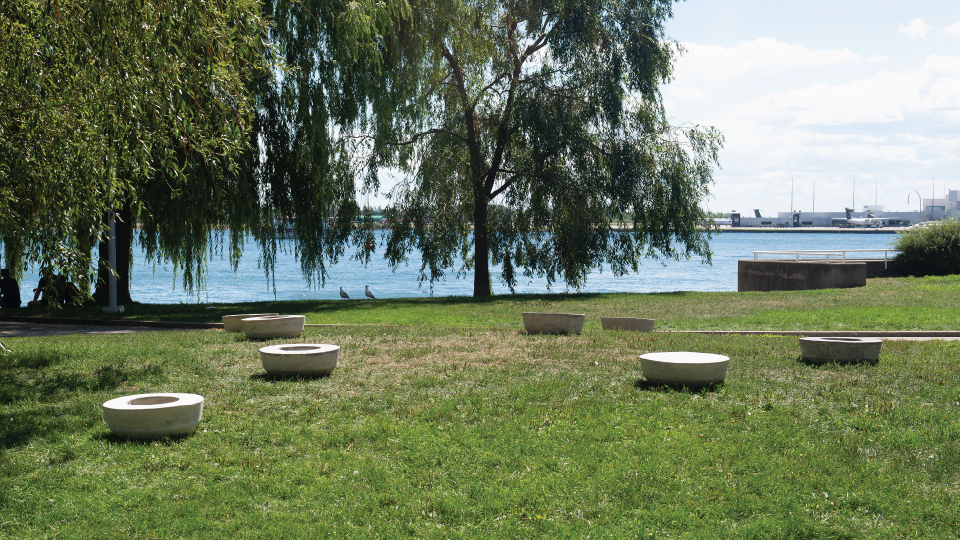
[752,249,898,268]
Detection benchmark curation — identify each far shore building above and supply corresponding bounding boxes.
[724,189,960,228]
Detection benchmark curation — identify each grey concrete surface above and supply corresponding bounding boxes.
[0,321,186,338]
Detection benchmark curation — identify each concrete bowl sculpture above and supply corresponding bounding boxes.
[260,344,340,376]
[639,352,730,388]
[601,317,655,332]
[522,312,585,335]
[241,315,306,339]
[222,313,279,332]
[799,337,882,364]
[102,393,204,439]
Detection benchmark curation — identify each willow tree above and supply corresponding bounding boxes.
[0,0,268,297]
[364,0,723,296]
[1,0,406,301]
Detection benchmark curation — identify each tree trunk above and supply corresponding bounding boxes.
[473,190,492,297]
[94,202,133,305]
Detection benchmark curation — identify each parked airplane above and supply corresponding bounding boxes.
[844,208,883,228]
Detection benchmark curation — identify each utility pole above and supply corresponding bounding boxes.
[790,178,794,213]
[853,178,856,209]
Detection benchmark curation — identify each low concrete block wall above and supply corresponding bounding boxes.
[738,260,866,292]
[850,259,902,278]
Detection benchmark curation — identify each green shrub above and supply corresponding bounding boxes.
[893,219,960,276]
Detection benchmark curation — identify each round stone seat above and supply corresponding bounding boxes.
[601,317,655,332]
[799,337,882,364]
[102,393,204,439]
[522,312,585,335]
[222,313,279,332]
[241,315,305,339]
[259,344,340,376]
[639,352,729,388]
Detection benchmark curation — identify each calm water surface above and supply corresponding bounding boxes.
[14,232,898,304]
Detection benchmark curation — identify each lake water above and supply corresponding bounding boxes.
[12,231,898,304]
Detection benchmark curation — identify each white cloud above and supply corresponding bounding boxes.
[898,18,931,40]
[730,55,960,126]
[679,53,960,212]
[674,38,862,83]
[946,22,960,38]
[666,86,710,100]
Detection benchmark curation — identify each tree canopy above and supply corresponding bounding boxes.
[361,0,723,295]
[2,0,723,301]
[0,0,269,291]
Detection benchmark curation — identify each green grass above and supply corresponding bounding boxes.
[16,274,960,331]
[2,326,959,538]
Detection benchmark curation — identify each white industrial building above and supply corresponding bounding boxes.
[726,190,959,228]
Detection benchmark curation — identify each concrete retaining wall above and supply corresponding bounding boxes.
[738,260,866,292]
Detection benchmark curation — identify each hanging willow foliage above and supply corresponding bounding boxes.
[1,0,410,298]
[359,0,724,296]
[0,0,269,291]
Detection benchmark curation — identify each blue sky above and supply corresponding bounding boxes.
[663,0,960,214]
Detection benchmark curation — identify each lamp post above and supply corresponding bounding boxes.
[908,191,921,222]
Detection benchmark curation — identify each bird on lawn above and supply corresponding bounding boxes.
[339,287,349,300]
[0,341,10,354]
[365,285,375,300]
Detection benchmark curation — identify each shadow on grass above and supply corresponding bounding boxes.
[92,431,194,446]
[15,290,700,323]
[249,372,332,382]
[797,356,879,367]
[0,352,167,448]
[633,379,725,393]
[0,405,78,449]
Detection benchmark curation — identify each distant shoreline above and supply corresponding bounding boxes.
[718,227,902,234]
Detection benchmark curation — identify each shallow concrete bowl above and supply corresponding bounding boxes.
[799,337,882,364]
[260,344,340,376]
[102,393,204,439]
[601,317,655,332]
[522,312,585,335]
[222,313,279,332]
[639,352,729,388]
[242,315,305,339]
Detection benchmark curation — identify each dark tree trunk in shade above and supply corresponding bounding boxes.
[472,191,491,297]
[94,202,133,305]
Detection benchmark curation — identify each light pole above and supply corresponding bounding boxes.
[908,191,921,222]
[790,178,794,213]
[853,178,856,209]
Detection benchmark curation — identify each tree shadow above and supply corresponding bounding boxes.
[0,354,165,448]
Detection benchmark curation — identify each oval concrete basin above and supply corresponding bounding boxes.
[260,343,340,376]
[222,313,280,332]
[102,393,204,439]
[242,315,305,339]
[639,352,729,388]
[601,317,655,332]
[522,312,585,335]
[799,337,882,364]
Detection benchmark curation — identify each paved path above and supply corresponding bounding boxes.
[0,317,956,340]
[0,320,184,338]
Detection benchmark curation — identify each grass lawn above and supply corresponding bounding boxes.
[2,322,958,538]
[14,275,960,331]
